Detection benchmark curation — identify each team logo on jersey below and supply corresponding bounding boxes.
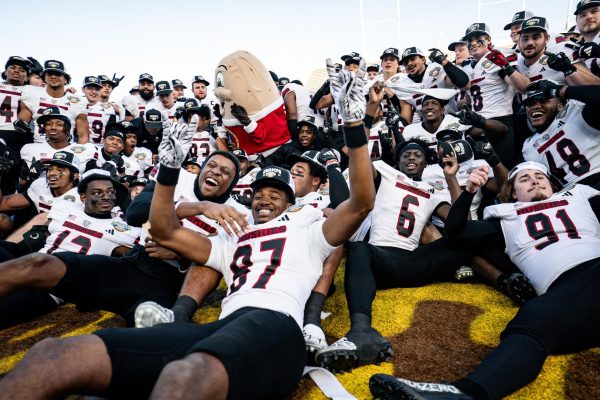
[391,76,400,83]
[429,66,441,78]
[67,214,77,220]
[63,195,76,202]
[67,96,80,103]
[82,220,91,227]
[70,145,85,154]
[285,204,304,213]
[111,221,131,232]
[445,121,461,130]
[557,104,569,119]
[135,153,147,160]
[482,60,493,69]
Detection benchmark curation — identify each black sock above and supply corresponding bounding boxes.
[172,295,197,323]
[350,312,371,329]
[303,291,326,327]
[453,379,489,399]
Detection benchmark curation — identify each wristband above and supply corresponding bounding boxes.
[363,114,375,129]
[156,165,181,185]
[502,65,516,77]
[342,124,368,148]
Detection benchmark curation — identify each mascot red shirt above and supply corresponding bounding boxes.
[214,50,290,156]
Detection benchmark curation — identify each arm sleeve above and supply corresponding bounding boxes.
[125,181,155,226]
[309,81,331,109]
[564,86,600,130]
[287,119,298,142]
[443,61,470,88]
[326,164,350,208]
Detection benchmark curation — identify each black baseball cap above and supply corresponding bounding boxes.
[341,52,361,65]
[231,149,249,161]
[78,168,129,208]
[560,25,579,35]
[400,47,426,63]
[98,74,117,88]
[172,79,187,89]
[130,177,149,188]
[139,73,154,83]
[448,38,467,51]
[182,158,201,168]
[278,77,290,88]
[192,75,210,86]
[574,0,600,15]
[367,64,380,72]
[380,48,400,60]
[129,85,139,94]
[297,115,319,132]
[82,76,102,88]
[43,150,80,172]
[156,80,172,96]
[503,10,535,30]
[464,23,492,39]
[251,166,296,203]
[436,129,463,141]
[37,106,71,128]
[5,56,32,74]
[42,60,71,83]
[144,109,163,129]
[286,150,327,181]
[520,17,549,33]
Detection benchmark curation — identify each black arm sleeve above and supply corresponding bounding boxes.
[443,62,470,88]
[326,164,350,208]
[84,159,98,172]
[287,119,298,142]
[125,181,155,227]
[380,137,395,166]
[564,86,600,130]
[444,190,505,247]
[309,80,331,109]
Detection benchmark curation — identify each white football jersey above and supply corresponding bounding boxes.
[41,200,141,256]
[25,177,81,213]
[122,94,154,119]
[231,166,260,198]
[0,83,25,130]
[296,191,330,210]
[522,100,600,185]
[146,99,177,124]
[402,114,467,149]
[20,141,96,171]
[461,52,516,118]
[377,73,406,120]
[189,130,217,162]
[173,169,249,236]
[196,93,221,125]
[369,160,449,250]
[484,184,600,294]
[583,31,600,77]
[85,102,118,145]
[207,203,335,327]
[368,121,385,161]
[125,146,153,171]
[281,83,324,127]
[20,86,86,142]
[120,152,145,177]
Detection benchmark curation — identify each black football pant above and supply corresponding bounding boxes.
[344,238,473,320]
[454,257,600,400]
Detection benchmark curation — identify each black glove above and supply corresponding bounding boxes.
[428,48,447,64]
[318,148,340,167]
[231,193,253,208]
[450,107,487,129]
[546,52,576,76]
[322,119,332,135]
[20,225,50,253]
[100,162,118,176]
[578,42,600,59]
[20,157,46,182]
[254,153,267,168]
[466,134,501,167]
[108,154,125,173]
[14,119,33,134]
[526,80,563,99]
[0,152,15,175]
[111,73,124,87]
[385,107,401,130]
[379,128,393,147]
[230,103,251,126]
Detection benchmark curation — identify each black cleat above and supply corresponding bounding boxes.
[369,374,474,399]
[498,273,537,305]
[316,327,393,373]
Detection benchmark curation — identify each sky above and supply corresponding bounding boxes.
[3,0,572,98]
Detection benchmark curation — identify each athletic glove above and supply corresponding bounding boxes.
[0,152,14,175]
[428,48,447,64]
[20,157,46,182]
[546,52,576,76]
[318,148,340,167]
[111,73,124,87]
[450,107,487,129]
[158,119,194,169]
[107,153,125,173]
[466,134,501,167]
[14,119,33,134]
[485,47,509,68]
[326,58,367,123]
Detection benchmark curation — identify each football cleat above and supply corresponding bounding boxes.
[303,323,328,366]
[454,266,475,282]
[134,301,175,328]
[316,327,393,373]
[369,374,474,399]
[498,273,537,305]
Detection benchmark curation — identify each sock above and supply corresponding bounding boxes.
[303,291,326,327]
[172,295,197,323]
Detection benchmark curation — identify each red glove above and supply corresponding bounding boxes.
[486,46,509,68]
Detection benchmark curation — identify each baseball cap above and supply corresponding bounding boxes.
[103,123,126,141]
[139,73,154,83]
[183,98,201,111]
[508,161,548,180]
[436,129,463,142]
[172,78,187,89]
[130,177,149,188]
[560,25,580,35]
[5,56,32,74]
[520,17,549,34]
[78,168,129,207]
[192,75,210,86]
[43,150,80,172]
[464,23,492,39]
[144,109,163,130]
[367,64,380,72]
[129,86,139,94]
[278,77,290,89]
[37,106,71,128]
[98,74,118,88]
[503,10,535,30]
[448,38,467,51]
[574,0,600,15]
[341,52,361,65]
[250,166,296,203]
[400,47,426,62]
[297,115,320,131]
[42,60,68,76]
[156,80,173,96]
[82,76,102,88]
[231,149,249,161]
[286,150,327,180]
[182,158,201,168]
[380,48,400,60]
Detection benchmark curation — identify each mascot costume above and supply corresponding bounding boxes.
[214,50,290,156]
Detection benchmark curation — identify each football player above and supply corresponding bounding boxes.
[82,76,118,146]
[503,10,535,46]
[229,148,260,204]
[370,161,600,400]
[171,78,187,101]
[281,79,325,141]
[181,99,217,162]
[574,0,600,77]
[122,73,156,119]
[17,60,90,144]
[191,75,220,125]
[148,80,177,123]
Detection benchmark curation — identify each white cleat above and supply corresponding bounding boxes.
[134,301,175,328]
[303,323,328,353]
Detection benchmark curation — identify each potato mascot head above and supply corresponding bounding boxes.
[214,50,290,156]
